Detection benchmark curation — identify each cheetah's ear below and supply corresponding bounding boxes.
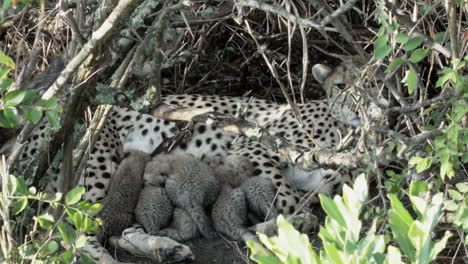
[312,64,332,84]
[115,92,130,107]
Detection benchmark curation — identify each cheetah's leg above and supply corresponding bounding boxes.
[110,226,195,262]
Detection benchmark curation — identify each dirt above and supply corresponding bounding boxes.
[115,236,251,264]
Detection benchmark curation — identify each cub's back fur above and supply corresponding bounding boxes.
[146,154,220,239]
[135,185,173,235]
[96,151,151,245]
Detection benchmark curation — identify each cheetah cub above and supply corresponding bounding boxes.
[96,151,151,245]
[135,184,173,235]
[206,155,257,241]
[144,153,220,240]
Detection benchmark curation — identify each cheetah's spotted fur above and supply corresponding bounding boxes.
[15,62,364,217]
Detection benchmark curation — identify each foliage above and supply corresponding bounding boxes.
[248,175,452,264]
[0,170,101,263]
[0,51,62,130]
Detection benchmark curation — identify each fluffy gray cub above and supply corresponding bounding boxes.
[135,185,173,235]
[211,186,256,241]
[96,151,151,245]
[203,154,254,187]
[156,208,200,242]
[146,153,220,239]
[241,177,278,221]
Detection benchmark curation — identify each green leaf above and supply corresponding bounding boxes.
[403,37,423,51]
[65,187,85,205]
[448,189,463,200]
[41,240,59,256]
[251,254,282,264]
[319,194,346,227]
[3,107,20,127]
[431,231,452,260]
[395,33,409,44]
[388,194,415,261]
[0,111,13,128]
[456,183,468,193]
[323,241,344,264]
[375,45,393,59]
[409,181,428,196]
[4,90,27,107]
[22,90,38,104]
[385,246,404,264]
[73,211,83,231]
[75,235,88,249]
[45,97,59,109]
[405,67,417,95]
[24,107,43,124]
[0,78,14,93]
[408,156,433,173]
[7,174,17,194]
[374,34,392,59]
[36,213,55,230]
[19,244,36,260]
[58,222,77,245]
[410,196,427,218]
[11,198,28,215]
[45,110,60,129]
[409,48,430,63]
[79,253,97,264]
[386,57,405,72]
[59,251,76,263]
[408,221,425,250]
[16,176,29,195]
[0,51,15,69]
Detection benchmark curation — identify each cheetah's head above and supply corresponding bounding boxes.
[143,154,174,187]
[312,60,389,127]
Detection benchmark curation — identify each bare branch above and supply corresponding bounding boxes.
[234,0,338,32]
[319,0,359,27]
[372,127,443,145]
[385,91,458,113]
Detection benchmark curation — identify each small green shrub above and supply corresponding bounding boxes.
[0,168,101,263]
[248,175,452,264]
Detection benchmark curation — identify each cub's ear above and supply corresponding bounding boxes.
[312,64,332,84]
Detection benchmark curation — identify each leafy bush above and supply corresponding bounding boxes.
[248,175,453,264]
[0,51,62,129]
[0,168,101,263]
